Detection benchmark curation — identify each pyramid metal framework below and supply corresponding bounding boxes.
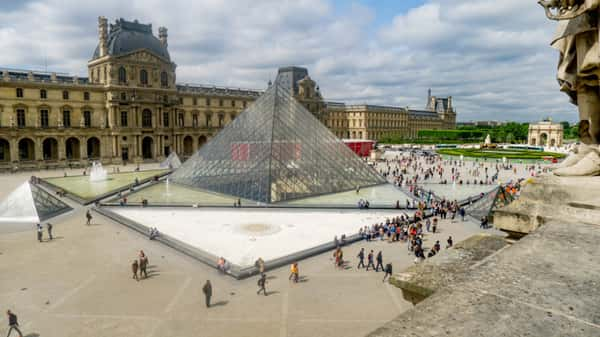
[170,78,386,203]
[0,182,72,223]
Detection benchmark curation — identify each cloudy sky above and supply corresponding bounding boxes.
[0,0,577,122]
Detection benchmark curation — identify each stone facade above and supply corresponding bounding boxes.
[280,67,456,141]
[0,17,456,171]
[528,119,563,147]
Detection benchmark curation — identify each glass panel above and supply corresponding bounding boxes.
[170,76,385,203]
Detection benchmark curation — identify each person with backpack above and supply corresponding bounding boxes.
[257,274,267,295]
[6,310,22,337]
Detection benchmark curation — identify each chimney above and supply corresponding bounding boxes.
[98,16,108,57]
[159,26,168,48]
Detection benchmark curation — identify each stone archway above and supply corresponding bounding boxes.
[0,138,10,162]
[65,137,80,160]
[540,133,548,146]
[183,136,193,156]
[530,138,536,146]
[18,138,35,161]
[87,137,101,159]
[198,135,207,149]
[142,136,154,159]
[42,138,59,160]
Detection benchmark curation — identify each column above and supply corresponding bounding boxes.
[58,136,65,161]
[35,136,43,162]
[10,137,18,163]
[80,136,87,160]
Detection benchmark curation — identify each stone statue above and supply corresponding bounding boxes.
[484,134,492,145]
[539,0,600,175]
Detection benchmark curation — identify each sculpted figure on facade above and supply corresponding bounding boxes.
[540,0,600,175]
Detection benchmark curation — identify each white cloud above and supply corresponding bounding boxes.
[0,0,578,122]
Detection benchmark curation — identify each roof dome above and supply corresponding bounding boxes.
[93,19,170,61]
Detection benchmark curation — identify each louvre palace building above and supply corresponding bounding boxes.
[0,17,456,170]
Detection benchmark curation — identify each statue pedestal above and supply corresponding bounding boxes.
[493,175,600,235]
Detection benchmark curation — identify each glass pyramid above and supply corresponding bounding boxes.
[0,182,72,223]
[170,76,386,203]
[160,151,182,169]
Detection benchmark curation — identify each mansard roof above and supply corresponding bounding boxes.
[93,18,170,61]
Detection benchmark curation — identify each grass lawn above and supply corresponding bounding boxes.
[436,148,566,160]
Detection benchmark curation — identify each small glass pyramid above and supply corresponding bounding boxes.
[170,75,386,203]
[0,182,72,223]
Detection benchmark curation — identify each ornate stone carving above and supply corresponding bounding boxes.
[539,0,600,176]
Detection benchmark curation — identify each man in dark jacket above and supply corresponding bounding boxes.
[366,250,375,271]
[375,251,383,272]
[357,248,365,269]
[202,280,212,308]
[6,310,23,337]
[257,274,267,296]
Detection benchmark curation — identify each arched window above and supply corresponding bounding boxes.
[118,67,127,84]
[140,69,148,85]
[161,71,168,87]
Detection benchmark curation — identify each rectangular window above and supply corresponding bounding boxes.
[206,98,211,106]
[40,89,47,99]
[62,91,69,100]
[219,99,223,107]
[84,92,90,100]
[84,111,91,127]
[193,97,197,106]
[17,109,25,128]
[163,112,169,127]
[178,113,184,127]
[16,88,23,98]
[40,109,49,128]
[63,110,71,127]
[243,101,247,108]
[231,100,235,107]
[193,114,198,127]
[121,111,128,127]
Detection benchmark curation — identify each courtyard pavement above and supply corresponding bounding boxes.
[0,168,501,337]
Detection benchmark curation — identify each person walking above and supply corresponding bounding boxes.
[375,251,383,272]
[459,207,466,221]
[289,263,299,283]
[257,274,267,295]
[366,250,375,271]
[85,210,92,225]
[47,222,53,240]
[447,236,453,248]
[357,248,365,269]
[139,255,148,279]
[131,260,139,281]
[203,280,212,307]
[6,310,22,337]
[382,263,393,282]
[255,257,265,275]
[36,223,43,242]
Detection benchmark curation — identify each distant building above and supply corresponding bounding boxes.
[0,17,457,170]
[528,118,563,147]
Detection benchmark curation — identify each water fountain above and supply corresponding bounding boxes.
[165,177,172,198]
[89,161,108,182]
